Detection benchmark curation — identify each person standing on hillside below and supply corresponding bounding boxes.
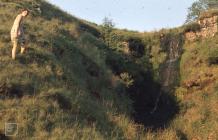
[10,9,29,60]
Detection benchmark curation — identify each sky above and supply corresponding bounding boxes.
[48,0,196,32]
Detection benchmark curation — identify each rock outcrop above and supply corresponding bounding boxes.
[122,41,130,54]
[185,15,218,41]
[160,33,184,92]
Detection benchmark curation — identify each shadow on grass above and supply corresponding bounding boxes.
[0,133,10,140]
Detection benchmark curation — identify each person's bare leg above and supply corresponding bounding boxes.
[21,47,25,54]
[12,40,18,60]
[20,38,26,54]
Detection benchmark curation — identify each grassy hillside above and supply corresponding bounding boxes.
[0,0,139,139]
[0,0,217,140]
[174,36,218,139]
[96,16,218,139]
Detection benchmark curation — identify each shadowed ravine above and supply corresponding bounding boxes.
[128,33,184,130]
[0,0,218,139]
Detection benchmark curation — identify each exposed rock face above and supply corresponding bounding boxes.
[160,33,184,92]
[185,15,218,41]
[122,41,130,54]
[121,39,145,57]
[199,15,218,37]
[185,32,198,42]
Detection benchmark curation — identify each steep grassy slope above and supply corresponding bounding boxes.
[148,35,218,140]
[97,19,218,139]
[0,0,140,139]
[0,0,218,140]
[101,28,180,129]
[173,36,218,139]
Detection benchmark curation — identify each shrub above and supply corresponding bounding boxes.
[183,22,201,33]
[199,9,218,20]
[120,72,134,88]
[127,37,145,57]
[207,46,218,65]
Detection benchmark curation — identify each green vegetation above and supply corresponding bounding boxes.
[0,0,138,139]
[175,35,218,139]
[208,46,218,65]
[183,22,201,33]
[199,9,218,19]
[186,0,218,23]
[100,17,115,47]
[0,0,217,140]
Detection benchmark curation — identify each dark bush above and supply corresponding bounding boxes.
[183,22,201,33]
[127,38,145,57]
[0,82,34,98]
[79,23,101,38]
[208,47,218,65]
[46,92,72,110]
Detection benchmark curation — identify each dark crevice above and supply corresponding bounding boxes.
[105,32,184,130]
[127,70,179,130]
